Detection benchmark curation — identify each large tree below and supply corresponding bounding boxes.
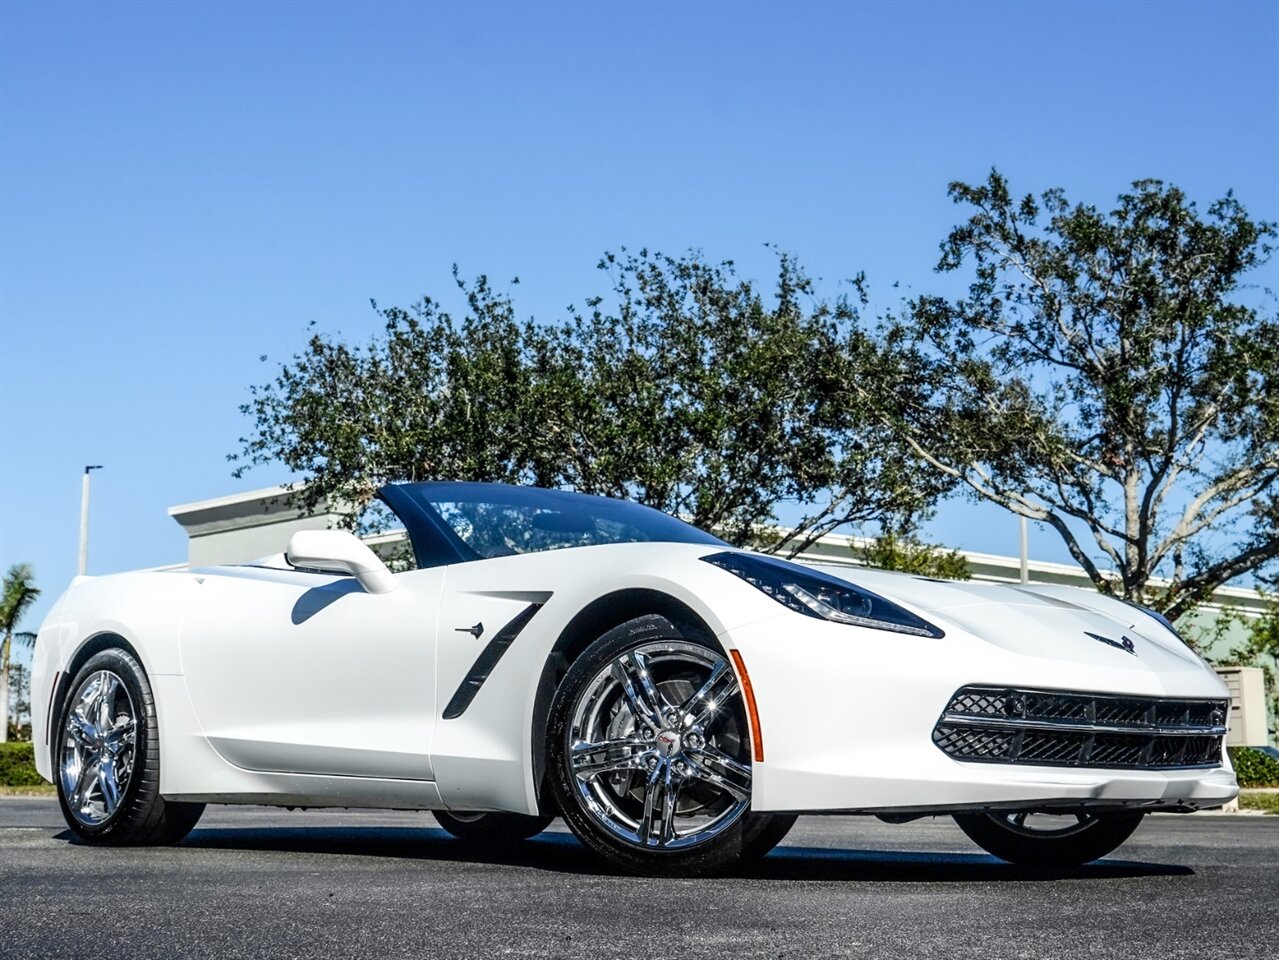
[234,250,950,553]
[0,564,39,744]
[877,172,1278,618]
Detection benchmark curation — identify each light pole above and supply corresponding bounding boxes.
[1019,515,1030,584]
[78,465,103,576]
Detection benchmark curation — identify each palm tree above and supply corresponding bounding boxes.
[1,564,40,743]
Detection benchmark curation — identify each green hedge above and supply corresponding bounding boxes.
[0,742,45,787]
[1230,746,1279,788]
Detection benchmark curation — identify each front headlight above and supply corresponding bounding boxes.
[701,551,945,638]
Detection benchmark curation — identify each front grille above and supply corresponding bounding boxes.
[932,685,1227,770]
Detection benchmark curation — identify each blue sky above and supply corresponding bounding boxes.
[2,0,1277,634]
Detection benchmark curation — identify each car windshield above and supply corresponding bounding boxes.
[381,482,726,567]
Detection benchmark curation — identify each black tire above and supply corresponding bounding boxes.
[433,810,554,843]
[953,810,1145,867]
[546,614,779,876]
[54,649,204,845]
[740,812,798,864]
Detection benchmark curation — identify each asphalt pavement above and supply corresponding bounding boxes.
[1,797,1275,959]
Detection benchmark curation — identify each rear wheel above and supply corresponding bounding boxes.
[55,649,204,845]
[953,810,1145,866]
[547,614,788,876]
[432,810,554,843]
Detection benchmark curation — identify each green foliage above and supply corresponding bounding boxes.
[1229,747,1279,788]
[874,171,1278,619]
[0,564,39,642]
[856,529,971,580]
[0,742,43,787]
[6,662,30,740]
[1239,792,1279,814]
[234,251,951,554]
[1,563,39,744]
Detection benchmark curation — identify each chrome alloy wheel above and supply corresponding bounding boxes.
[567,641,752,849]
[60,670,138,827]
[991,811,1098,838]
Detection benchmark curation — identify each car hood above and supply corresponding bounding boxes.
[805,563,1207,675]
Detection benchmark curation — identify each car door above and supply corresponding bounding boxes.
[180,565,444,780]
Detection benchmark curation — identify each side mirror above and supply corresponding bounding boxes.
[285,530,398,595]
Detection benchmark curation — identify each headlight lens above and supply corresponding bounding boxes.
[701,551,945,638]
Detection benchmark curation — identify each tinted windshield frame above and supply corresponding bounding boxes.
[378,481,726,569]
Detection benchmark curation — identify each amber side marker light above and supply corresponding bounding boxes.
[728,648,764,763]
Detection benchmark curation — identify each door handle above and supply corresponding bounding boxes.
[455,622,484,639]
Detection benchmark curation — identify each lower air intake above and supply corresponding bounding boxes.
[932,686,1227,770]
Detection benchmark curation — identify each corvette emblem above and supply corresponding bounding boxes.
[655,731,682,757]
[1085,631,1137,656]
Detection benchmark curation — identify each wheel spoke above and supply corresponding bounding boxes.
[657,763,684,847]
[104,715,135,751]
[98,757,122,813]
[687,743,752,801]
[66,711,97,744]
[570,739,649,780]
[94,672,120,731]
[636,762,662,845]
[70,757,99,811]
[631,651,668,710]
[680,660,737,729]
[611,654,664,731]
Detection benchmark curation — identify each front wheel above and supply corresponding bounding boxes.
[546,615,787,876]
[953,810,1145,867]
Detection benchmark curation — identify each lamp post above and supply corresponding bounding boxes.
[1019,515,1029,584]
[78,465,103,576]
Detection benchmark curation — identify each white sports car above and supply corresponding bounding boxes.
[30,482,1237,875]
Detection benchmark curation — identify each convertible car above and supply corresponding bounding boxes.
[29,482,1236,875]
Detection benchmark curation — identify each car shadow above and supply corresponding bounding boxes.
[90,826,1193,882]
[741,843,1193,882]
[291,579,364,624]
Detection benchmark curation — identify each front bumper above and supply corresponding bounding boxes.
[723,611,1240,814]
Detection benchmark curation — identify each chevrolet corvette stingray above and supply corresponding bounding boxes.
[29,482,1237,875]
